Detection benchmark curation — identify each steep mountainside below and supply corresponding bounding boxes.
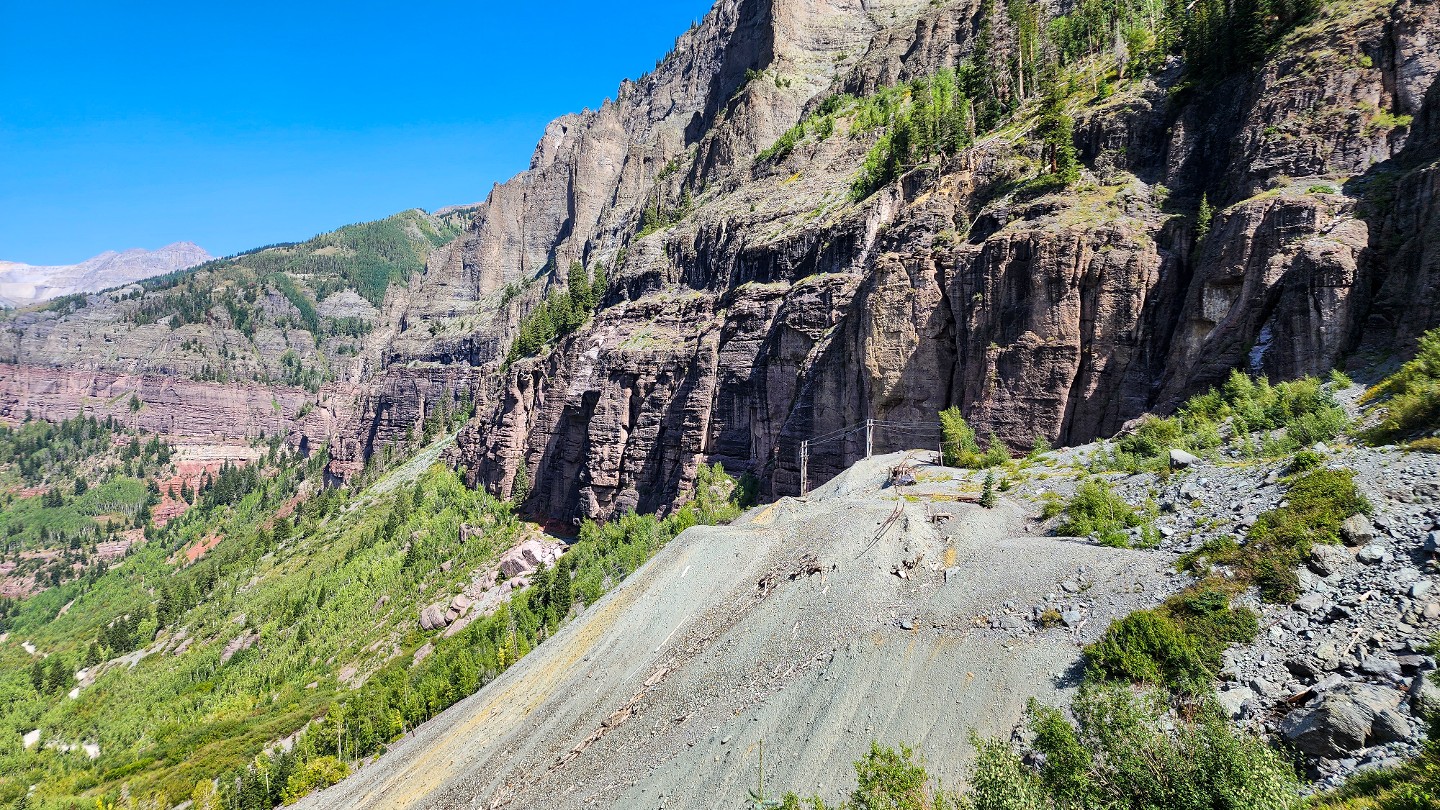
[0,243,211,308]
[2,0,1438,529]
[451,0,1440,524]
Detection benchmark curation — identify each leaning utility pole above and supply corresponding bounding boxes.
[799,441,809,497]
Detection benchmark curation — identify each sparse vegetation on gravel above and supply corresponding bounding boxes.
[1181,467,1371,603]
[1051,478,1157,548]
[1086,588,1259,693]
[774,684,1300,809]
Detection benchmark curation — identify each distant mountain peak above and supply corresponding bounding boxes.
[0,242,212,308]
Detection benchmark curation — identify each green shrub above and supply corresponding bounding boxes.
[800,687,1302,810]
[1085,609,1212,692]
[1362,327,1440,444]
[851,71,973,200]
[1161,587,1260,670]
[1287,448,1324,474]
[1026,685,1302,810]
[1097,372,1348,472]
[281,756,348,803]
[1054,479,1147,547]
[966,736,1046,810]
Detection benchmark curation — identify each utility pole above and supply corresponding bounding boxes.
[799,441,809,497]
[866,418,874,459]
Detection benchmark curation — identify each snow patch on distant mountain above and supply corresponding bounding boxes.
[0,243,212,308]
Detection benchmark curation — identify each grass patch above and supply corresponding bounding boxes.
[1361,326,1440,444]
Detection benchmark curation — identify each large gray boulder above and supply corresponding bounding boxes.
[1308,544,1350,577]
[1341,515,1375,547]
[1169,449,1200,469]
[1278,683,1405,758]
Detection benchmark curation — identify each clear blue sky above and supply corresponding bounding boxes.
[0,1,714,265]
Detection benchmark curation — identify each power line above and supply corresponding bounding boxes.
[797,417,945,495]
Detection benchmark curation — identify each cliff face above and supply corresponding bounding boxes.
[455,0,1440,521]
[0,364,349,446]
[4,0,1439,521]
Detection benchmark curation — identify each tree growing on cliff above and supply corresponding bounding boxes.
[1035,76,1080,188]
[1195,194,1215,244]
[512,464,530,504]
[506,263,607,364]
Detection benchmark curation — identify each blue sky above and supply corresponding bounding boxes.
[0,1,714,265]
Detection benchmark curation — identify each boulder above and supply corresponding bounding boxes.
[1341,515,1376,547]
[1398,655,1436,674]
[1371,709,1415,745]
[1309,545,1351,577]
[1357,544,1390,565]
[419,603,449,631]
[1217,686,1255,719]
[1294,592,1328,614]
[1280,697,1371,757]
[1361,655,1403,679]
[1286,655,1326,682]
[219,629,258,665]
[498,538,565,578]
[1279,684,1402,758]
[1251,677,1282,698]
[1169,449,1200,469]
[1411,676,1440,717]
[1425,530,1440,553]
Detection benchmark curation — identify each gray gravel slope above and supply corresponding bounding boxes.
[295,454,1170,810]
